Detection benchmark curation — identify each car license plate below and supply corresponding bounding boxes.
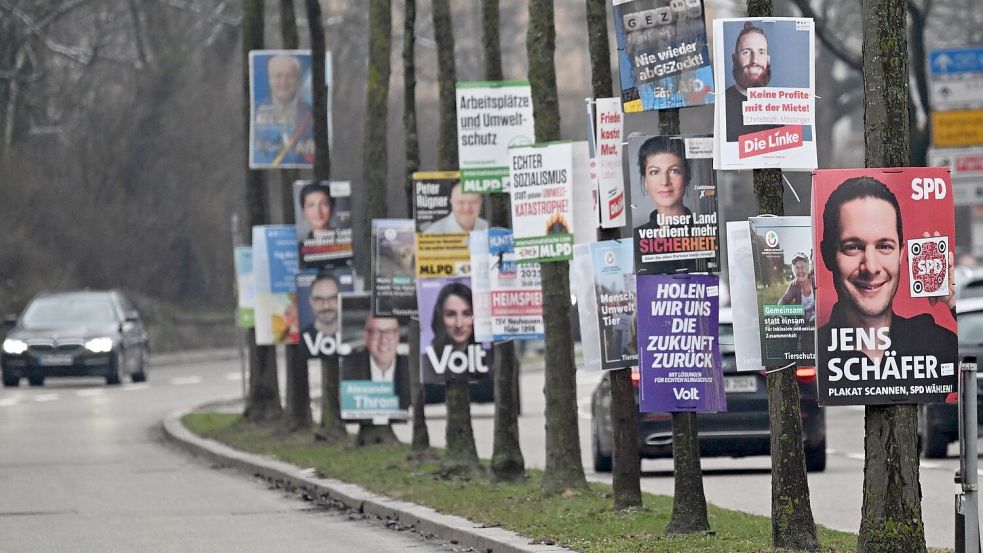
[40,354,73,366]
[725,376,757,393]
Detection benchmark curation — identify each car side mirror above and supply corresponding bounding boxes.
[2,314,16,327]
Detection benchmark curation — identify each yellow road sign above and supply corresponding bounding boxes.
[932,109,983,147]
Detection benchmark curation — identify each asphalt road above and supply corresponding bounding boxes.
[0,354,453,553]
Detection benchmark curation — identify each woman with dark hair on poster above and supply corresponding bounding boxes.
[422,281,490,380]
[634,136,699,273]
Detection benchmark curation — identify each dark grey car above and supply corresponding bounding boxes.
[590,309,827,473]
[1,291,149,387]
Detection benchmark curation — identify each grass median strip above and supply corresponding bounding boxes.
[184,412,864,552]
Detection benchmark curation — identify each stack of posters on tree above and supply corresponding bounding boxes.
[456,81,535,193]
[627,134,718,274]
[417,277,492,384]
[712,18,816,171]
[297,267,355,359]
[748,216,815,369]
[812,168,958,406]
[294,180,353,268]
[591,240,638,371]
[337,294,409,422]
[371,219,417,318]
[612,0,714,112]
[248,50,331,169]
[252,225,300,346]
[414,172,480,278]
[509,142,575,263]
[637,273,725,412]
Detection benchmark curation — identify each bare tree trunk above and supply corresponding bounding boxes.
[241,0,282,424]
[858,1,925,551]
[528,0,587,494]
[356,423,399,445]
[432,0,481,474]
[482,0,525,484]
[403,0,430,456]
[316,355,348,442]
[363,0,391,236]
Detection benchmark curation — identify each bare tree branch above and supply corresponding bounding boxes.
[787,0,862,71]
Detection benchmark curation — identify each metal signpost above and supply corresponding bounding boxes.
[956,357,980,553]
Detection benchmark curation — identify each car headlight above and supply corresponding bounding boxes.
[2,339,28,355]
[84,337,114,353]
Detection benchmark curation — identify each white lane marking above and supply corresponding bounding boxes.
[170,376,202,386]
[34,394,59,402]
[577,397,593,420]
[224,372,243,381]
[846,453,865,461]
[0,398,19,407]
[123,383,150,391]
[920,461,940,469]
[76,389,104,397]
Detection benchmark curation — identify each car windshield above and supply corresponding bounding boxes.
[20,297,118,329]
[718,323,735,352]
[959,310,983,346]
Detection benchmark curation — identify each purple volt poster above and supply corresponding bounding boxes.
[637,273,726,413]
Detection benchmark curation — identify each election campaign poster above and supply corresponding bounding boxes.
[573,244,603,371]
[612,0,714,112]
[486,229,543,341]
[417,277,493,384]
[591,240,638,370]
[234,246,255,329]
[812,168,958,406]
[637,273,725,412]
[456,81,536,193]
[371,219,418,318]
[725,221,763,372]
[594,98,628,228]
[627,134,719,274]
[469,230,495,342]
[252,225,300,345]
[294,180,353,268]
[713,18,817,171]
[297,267,356,359]
[248,50,332,169]
[414,172,479,279]
[748,216,815,369]
[337,293,410,422]
[510,142,574,263]
[571,141,599,246]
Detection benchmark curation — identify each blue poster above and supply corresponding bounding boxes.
[265,226,299,294]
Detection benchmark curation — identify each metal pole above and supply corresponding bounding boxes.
[958,356,980,553]
[232,214,248,400]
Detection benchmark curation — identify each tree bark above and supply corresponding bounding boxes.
[408,319,430,453]
[586,0,641,510]
[444,377,481,474]
[528,0,587,494]
[859,1,926,551]
[356,423,400,446]
[361,0,391,278]
[315,355,348,442]
[306,0,331,180]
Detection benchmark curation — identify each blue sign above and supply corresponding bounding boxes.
[930,47,983,76]
[265,226,299,293]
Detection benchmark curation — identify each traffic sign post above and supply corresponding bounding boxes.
[929,47,983,111]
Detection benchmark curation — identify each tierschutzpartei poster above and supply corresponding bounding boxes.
[509,142,575,263]
[812,168,958,406]
[591,240,638,371]
[712,18,817,171]
[297,267,356,359]
[417,277,493,385]
[748,216,816,369]
[637,273,725,412]
[627,134,719,274]
[294,180,353,268]
[612,0,715,112]
[371,219,417,318]
[456,81,535,194]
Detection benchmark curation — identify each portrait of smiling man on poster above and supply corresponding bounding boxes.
[813,168,958,406]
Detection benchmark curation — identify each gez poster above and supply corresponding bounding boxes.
[713,18,816,171]
[417,277,492,384]
[372,219,417,318]
[248,50,331,169]
[414,172,481,279]
[637,273,725,412]
[509,142,575,263]
[297,267,356,359]
[612,0,714,112]
[812,167,958,406]
[456,81,536,193]
[294,180,353,268]
[252,225,300,346]
[627,134,718,274]
[591,240,638,370]
[748,216,815,369]
[337,294,410,422]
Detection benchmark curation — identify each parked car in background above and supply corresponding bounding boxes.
[590,307,827,472]
[918,297,983,458]
[1,291,149,387]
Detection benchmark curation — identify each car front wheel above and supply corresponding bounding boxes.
[591,417,613,473]
[805,439,826,472]
[3,375,20,387]
[921,428,949,459]
[131,350,148,383]
[106,352,122,386]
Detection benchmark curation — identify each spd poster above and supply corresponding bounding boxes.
[637,273,725,412]
[612,0,714,112]
[812,168,957,406]
[712,18,817,171]
[294,180,353,268]
[371,219,417,318]
[417,277,493,384]
[509,142,574,263]
[456,81,535,193]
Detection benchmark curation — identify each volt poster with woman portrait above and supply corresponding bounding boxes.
[627,134,718,274]
[417,277,493,384]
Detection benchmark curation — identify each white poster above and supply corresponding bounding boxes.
[469,230,494,342]
[456,81,536,193]
[595,98,627,228]
[573,243,602,371]
[725,221,763,372]
[509,141,575,263]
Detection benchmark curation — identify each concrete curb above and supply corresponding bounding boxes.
[162,407,569,553]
